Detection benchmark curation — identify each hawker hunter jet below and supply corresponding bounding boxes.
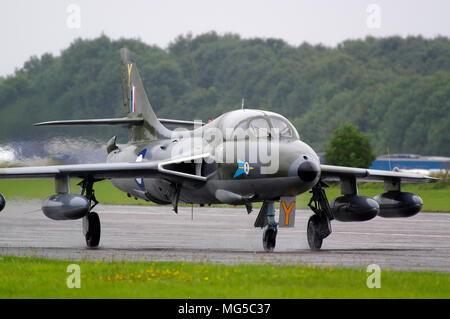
[0,48,436,251]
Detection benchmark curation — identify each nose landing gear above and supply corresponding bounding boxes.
[255,201,279,252]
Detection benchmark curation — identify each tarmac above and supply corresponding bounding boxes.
[0,200,449,272]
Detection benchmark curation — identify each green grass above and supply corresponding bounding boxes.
[0,179,448,212]
[0,256,448,298]
[0,179,144,206]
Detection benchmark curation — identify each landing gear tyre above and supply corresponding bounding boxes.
[0,193,5,212]
[85,212,101,248]
[263,226,277,252]
[307,215,323,250]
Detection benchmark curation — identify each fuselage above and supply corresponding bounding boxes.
[108,109,321,205]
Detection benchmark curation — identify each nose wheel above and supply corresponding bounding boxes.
[263,225,278,252]
[260,201,278,252]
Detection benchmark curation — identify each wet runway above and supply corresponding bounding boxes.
[0,200,449,272]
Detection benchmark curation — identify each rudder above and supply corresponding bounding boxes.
[120,48,169,142]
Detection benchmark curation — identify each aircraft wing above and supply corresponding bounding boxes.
[34,118,144,127]
[34,118,204,129]
[159,119,205,129]
[320,164,437,183]
[0,154,209,183]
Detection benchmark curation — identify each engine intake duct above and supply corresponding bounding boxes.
[373,191,423,218]
[42,193,90,220]
[331,195,379,222]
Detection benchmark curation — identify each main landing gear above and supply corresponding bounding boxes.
[79,179,101,248]
[307,183,334,250]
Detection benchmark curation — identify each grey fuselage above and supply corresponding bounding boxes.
[108,109,321,205]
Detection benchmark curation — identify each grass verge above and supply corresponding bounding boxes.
[0,256,449,298]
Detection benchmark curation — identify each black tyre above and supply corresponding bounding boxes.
[263,227,277,252]
[307,215,323,250]
[0,193,5,212]
[85,212,101,248]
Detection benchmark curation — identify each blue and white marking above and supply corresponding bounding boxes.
[135,148,147,190]
[233,160,254,178]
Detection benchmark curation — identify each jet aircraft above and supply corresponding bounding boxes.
[0,48,436,251]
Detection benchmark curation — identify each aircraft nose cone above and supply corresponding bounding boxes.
[298,161,320,182]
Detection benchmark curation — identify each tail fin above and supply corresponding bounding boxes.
[120,48,169,142]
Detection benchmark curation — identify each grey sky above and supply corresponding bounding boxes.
[1,0,449,76]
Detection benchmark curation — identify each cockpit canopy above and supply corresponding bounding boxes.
[215,109,300,141]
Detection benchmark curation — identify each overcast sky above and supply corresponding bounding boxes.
[1,0,449,76]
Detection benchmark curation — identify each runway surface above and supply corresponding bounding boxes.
[0,200,449,272]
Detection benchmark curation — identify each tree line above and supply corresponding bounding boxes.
[0,33,449,156]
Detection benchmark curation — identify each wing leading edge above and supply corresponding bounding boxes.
[34,118,204,129]
[0,153,210,183]
[320,164,437,183]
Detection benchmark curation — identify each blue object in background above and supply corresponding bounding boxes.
[370,160,446,170]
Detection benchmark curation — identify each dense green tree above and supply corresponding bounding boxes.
[325,123,376,168]
[0,34,449,156]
